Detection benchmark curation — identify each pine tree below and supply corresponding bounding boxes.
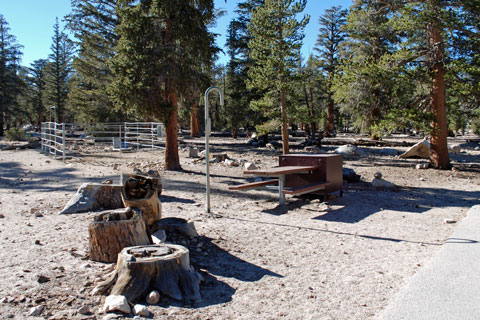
[247,0,309,154]
[314,5,347,136]
[224,0,263,138]
[0,15,23,135]
[110,0,216,170]
[44,18,74,122]
[65,0,120,122]
[27,59,48,127]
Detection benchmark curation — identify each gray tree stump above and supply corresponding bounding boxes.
[93,244,203,303]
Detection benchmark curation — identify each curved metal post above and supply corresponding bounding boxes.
[204,86,224,215]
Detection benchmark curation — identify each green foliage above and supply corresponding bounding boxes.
[44,18,74,122]
[65,0,121,123]
[0,14,23,136]
[4,128,28,141]
[109,0,216,122]
[247,0,309,140]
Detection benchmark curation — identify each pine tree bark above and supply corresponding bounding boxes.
[92,244,203,303]
[88,208,152,263]
[190,99,200,137]
[428,9,450,169]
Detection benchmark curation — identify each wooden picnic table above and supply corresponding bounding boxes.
[242,165,318,205]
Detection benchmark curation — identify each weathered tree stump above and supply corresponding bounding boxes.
[88,208,152,263]
[59,183,124,214]
[121,174,162,227]
[93,244,203,303]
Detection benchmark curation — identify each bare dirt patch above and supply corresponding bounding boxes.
[0,135,479,319]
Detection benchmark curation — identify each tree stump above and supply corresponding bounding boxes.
[88,208,152,263]
[93,244,203,303]
[121,174,162,227]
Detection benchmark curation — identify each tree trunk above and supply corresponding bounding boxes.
[165,89,181,170]
[190,98,200,137]
[121,175,162,227]
[326,92,335,135]
[428,12,450,169]
[88,208,152,263]
[93,244,203,303]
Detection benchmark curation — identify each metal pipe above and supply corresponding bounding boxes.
[204,86,224,215]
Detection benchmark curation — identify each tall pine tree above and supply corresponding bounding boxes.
[110,0,216,170]
[0,14,23,136]
[314,6,347,136]
[247,0,309,154]
[44,18,74,122]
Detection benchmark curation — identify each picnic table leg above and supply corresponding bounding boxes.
[278,176,286,205]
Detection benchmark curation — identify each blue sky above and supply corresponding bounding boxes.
[0,0,353,67]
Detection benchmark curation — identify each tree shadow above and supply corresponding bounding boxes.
[312,183,480,223]
[157,235,283,308]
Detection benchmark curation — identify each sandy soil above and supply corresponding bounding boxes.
[0,135,479,320]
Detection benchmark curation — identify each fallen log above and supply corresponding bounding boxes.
[88,208,152,263]
[59,183,124,214]
[93,244,203,303]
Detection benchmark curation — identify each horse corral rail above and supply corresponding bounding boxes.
[40,122,165,160]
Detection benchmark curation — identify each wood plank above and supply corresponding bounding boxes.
[228,179,279,191]
[282,182,333,196]
[244,165,317,176]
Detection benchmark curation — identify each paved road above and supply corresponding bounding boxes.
[380,205,480,320]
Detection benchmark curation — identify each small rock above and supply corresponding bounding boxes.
[45,160,51,164]
[444,218,457,224]
[34,240,41,245]
[415,163,430,169]
[34,211,44,218]
[244,162,257,171]
[373,172,382,179]
[224,159,239,167]
[112,163,119,170]
[188,147,199,158]
[102,314,122,320]
[37,275,50,283]
[77,305,91,315]
[372,178,397,189]
[133,304,150,317]
[419,177,426,181]
[146,290,160,305]
[103,295,131,314]
[103,179,113,184]
[28,305,44,316]
[151,230,167,244]
[0,214,4,218]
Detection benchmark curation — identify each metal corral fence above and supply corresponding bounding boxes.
[40,122,165,159]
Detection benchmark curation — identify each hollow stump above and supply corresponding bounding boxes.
[121,174,162,227]
[93,244,203,303]
[88,208,152,263]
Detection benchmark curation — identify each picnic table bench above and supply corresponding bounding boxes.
[229,154,343,205]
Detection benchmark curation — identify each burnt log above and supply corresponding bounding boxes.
[121,174,162,227]
[88,208,152,263]
[93,244,203,303]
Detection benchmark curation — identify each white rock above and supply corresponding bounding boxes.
[28,306,44,316]
[244,162,257,171]
[415,163,430,169]
[77,305,91,315]
[188,147,199,158]
[102,314,122,320]
[448,144,462,154]
[133,304,150,317]
[103,295,131,314]
[335,144,365,157]
[146,290,160,305]
[224,159,239,167]
[151,230,167,244]
[399,139,430,159]
[372,178,397,189]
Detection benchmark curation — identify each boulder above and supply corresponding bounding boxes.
[335,144,365,158]
[399,139,430,159]
[372,178,397,190]
[103,295,131,314]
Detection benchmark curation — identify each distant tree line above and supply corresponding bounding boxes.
[0,0,479,169]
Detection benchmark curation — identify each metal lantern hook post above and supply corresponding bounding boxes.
[204,86,224,215]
